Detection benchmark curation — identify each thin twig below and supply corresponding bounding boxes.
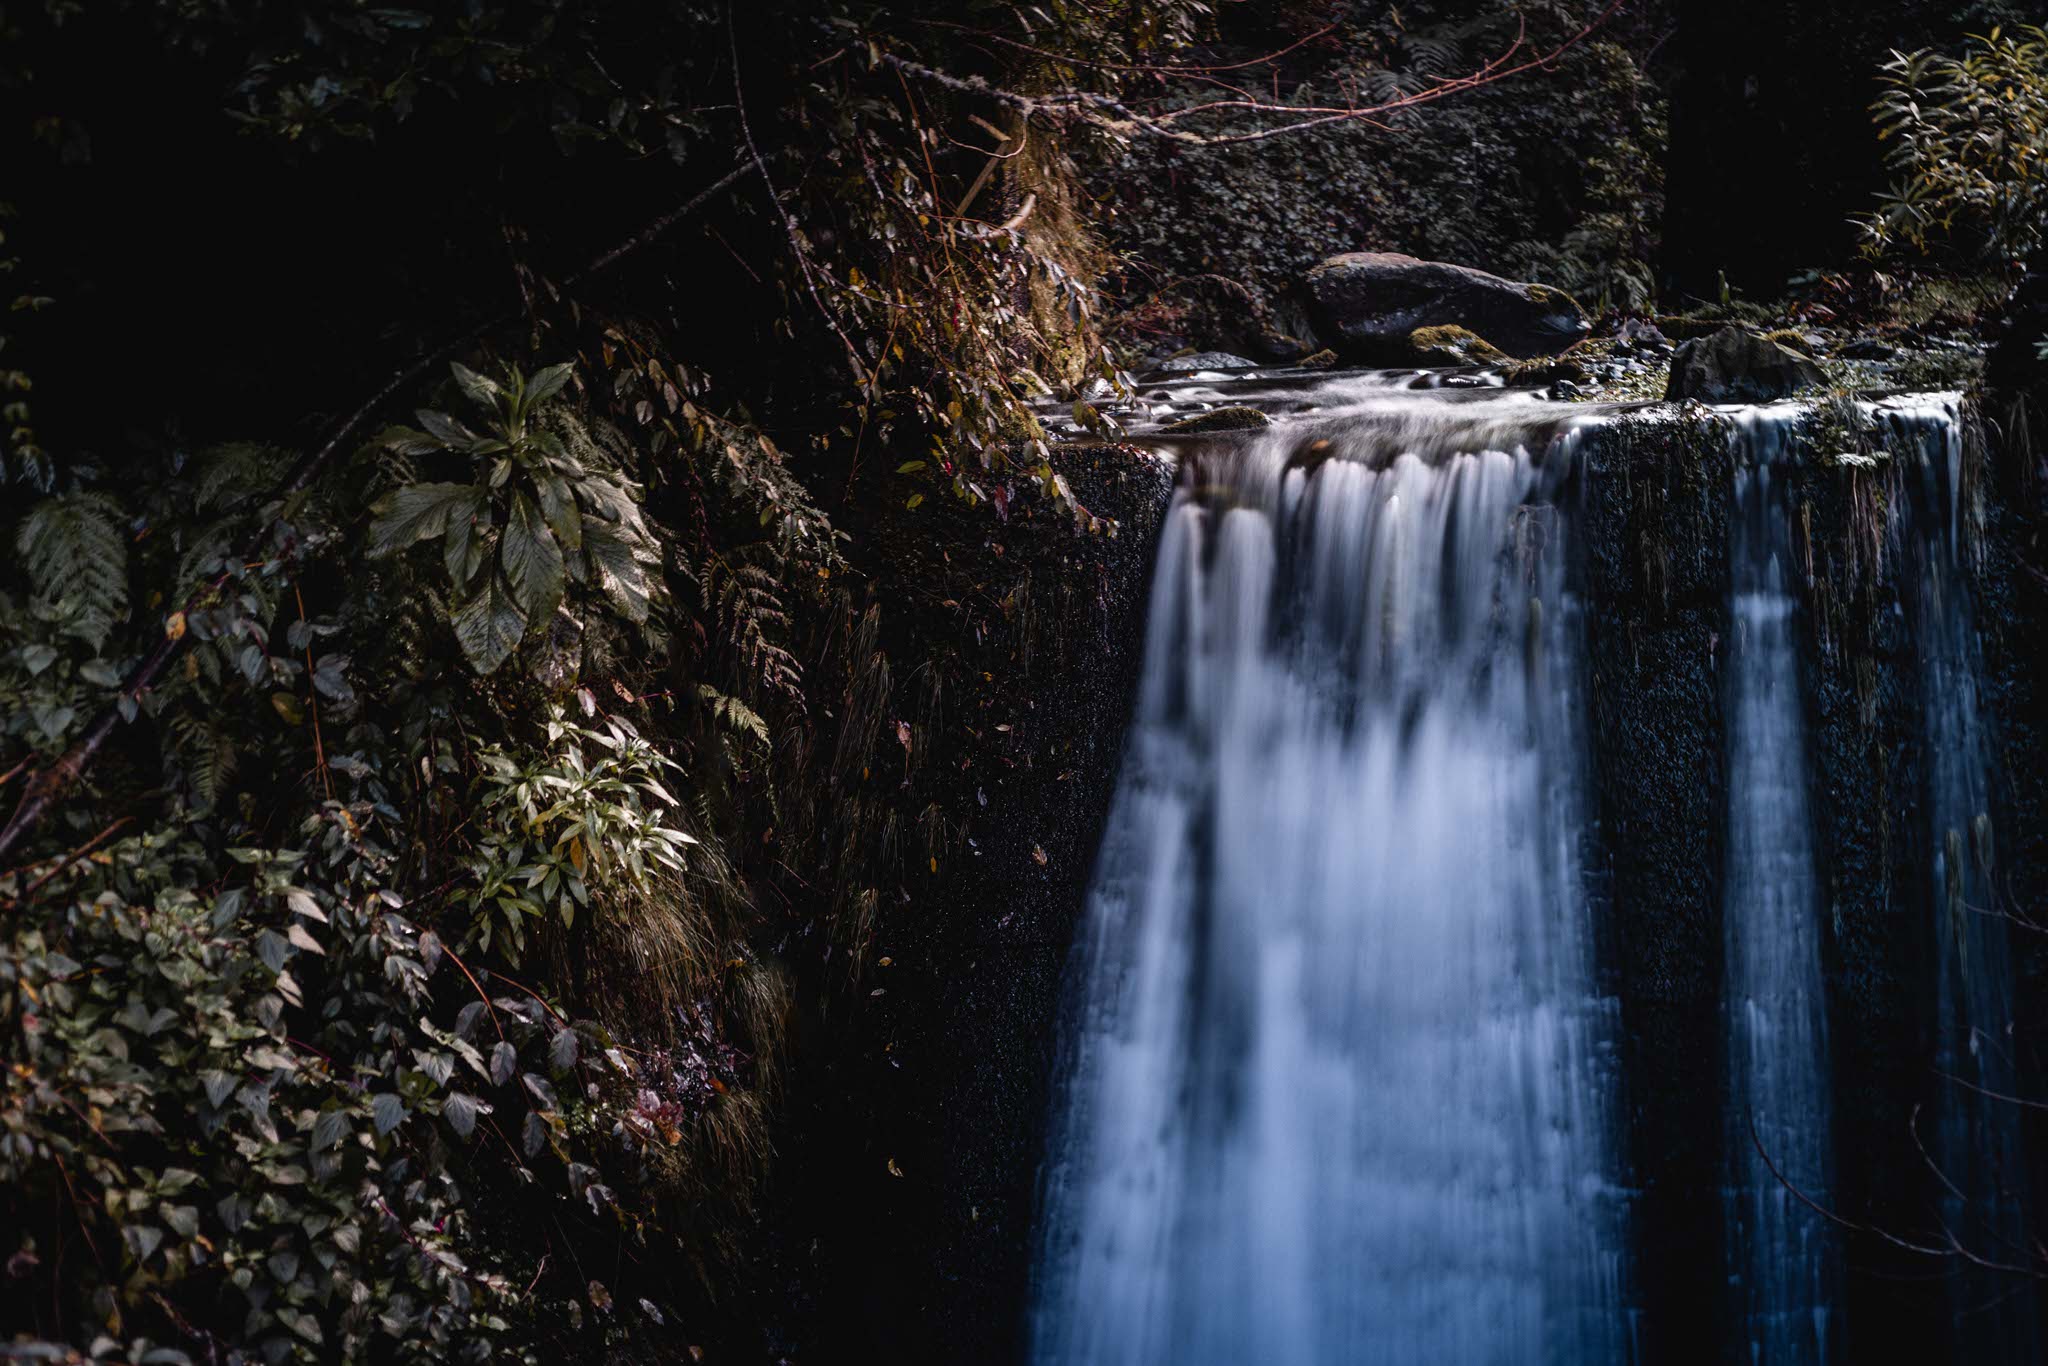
[884,1,1622,148]
[1749,1110,2043,1276]
[4,817,134,908]
[441,941,506,1042]
[729,3,868,383]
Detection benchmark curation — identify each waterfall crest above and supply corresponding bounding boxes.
[1028,380,2034,1365]
[1029,386,1631,1365]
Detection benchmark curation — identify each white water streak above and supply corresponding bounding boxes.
[1723,412,1836,1366]
[1030,395,1630,1365]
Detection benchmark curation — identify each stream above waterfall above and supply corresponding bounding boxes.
[1024,370,2035,1366]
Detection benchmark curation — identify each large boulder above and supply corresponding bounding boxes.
[1664,325,1826,403]
[1304,252,1591,361]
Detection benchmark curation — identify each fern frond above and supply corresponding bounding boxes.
[696,684,771,749]
[191,442,289,513]
[164,710,238,809]
[15,491,128,650]
[704,547,804,705]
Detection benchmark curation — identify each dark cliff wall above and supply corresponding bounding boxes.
[745,447,1177,1364]
[1580,411,1734,1362]
[1579,402,2048,1363]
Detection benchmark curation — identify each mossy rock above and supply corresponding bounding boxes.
[1162,406,1272,434]
[1760,328,1819,358]
[1408,325,1510,365]
[1504,356,1591,388]
[1298,348,1340,370]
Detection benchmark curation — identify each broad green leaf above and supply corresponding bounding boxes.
[450,361,503,408]
[416,409,475,447]
[370,1092,406,1136]
[501,492,565,624]
[366,483,485,557]
[310,1108,349,1152]
[443,1091,482,1139]
[583,525,649,623]
[524,362,575,408]
[450,573,529,675]
[444,504,492,589]
[537,473,583,550]
[201,1070,237,1107]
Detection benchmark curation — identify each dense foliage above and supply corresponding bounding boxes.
[0,1,1234,1357]
[6,1,2041,1361]
[1862,23,2048,269]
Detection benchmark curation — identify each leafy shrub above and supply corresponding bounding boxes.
[458,705,696,962]
[367,364,661,675]
[1861,25,2048,267]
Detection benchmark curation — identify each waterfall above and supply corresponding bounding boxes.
[1889,398,2041,1362]
[1026,377,2034,1364]
[1722,410,1838,1365]
[1028,382,1631,1365]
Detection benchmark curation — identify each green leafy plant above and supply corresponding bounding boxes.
[1861,25,2048,267]
[458,703,696,962]
[368,363,660,675]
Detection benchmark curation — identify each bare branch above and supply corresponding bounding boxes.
[882,1,1623,149]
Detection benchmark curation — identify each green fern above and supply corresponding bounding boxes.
[164,709,238,809]
[696,683,770,749]
[15,491,128,651]
[702,549,802,704]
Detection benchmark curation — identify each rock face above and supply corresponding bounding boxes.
[1304,252,1591,361]
[1664,325,1826,403]
[1157,351,1260,373]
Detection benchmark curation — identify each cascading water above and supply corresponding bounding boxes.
[1722,410,1838,1365]
[1026,373,2035,1365]
[1888,398,2041,1363]
[1028,379,1632,1365]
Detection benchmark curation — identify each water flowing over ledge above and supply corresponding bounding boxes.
[1026,375,2035,1365]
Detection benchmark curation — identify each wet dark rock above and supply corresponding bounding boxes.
[1162,405,1271,434]
[1663,325,1827,403]
[1156,350,1260,374]
[1614,317,1671,352]
[1253,331,1315,364]
[1840,336,1897,360]
[1304,252,1592,361]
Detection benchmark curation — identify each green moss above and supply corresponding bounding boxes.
[1162,405,1271,434]
[1522,282,1588,315]
[1408,325,1510,365]
[1761,328,1817,357]
[1298,349,1339,370]
[1504,357,1590,388]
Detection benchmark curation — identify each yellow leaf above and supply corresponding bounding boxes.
[164,611,187,641]
[569,839,586,873]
